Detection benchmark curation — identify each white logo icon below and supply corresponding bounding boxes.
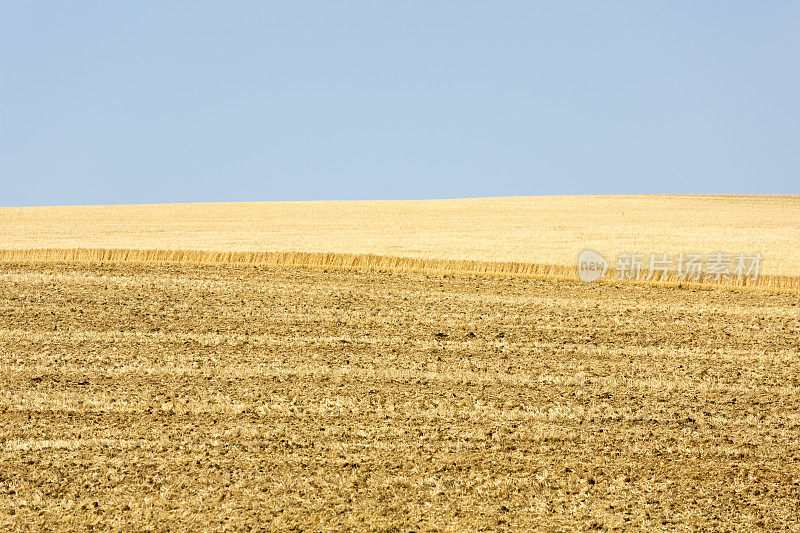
[577,250,608,283]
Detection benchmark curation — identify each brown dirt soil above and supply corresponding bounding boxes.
[0,262,799,531]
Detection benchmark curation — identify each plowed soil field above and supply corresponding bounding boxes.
[1,262,799,530]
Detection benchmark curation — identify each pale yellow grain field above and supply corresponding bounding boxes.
[2,195,800,530]
[2,195,798,276]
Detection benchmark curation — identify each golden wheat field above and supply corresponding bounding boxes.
[1,196,799,531]
[2,195,799,276]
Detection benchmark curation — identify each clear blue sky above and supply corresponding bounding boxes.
[2,2,798,206]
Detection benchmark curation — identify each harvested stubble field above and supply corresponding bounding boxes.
[1,261,799,531]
